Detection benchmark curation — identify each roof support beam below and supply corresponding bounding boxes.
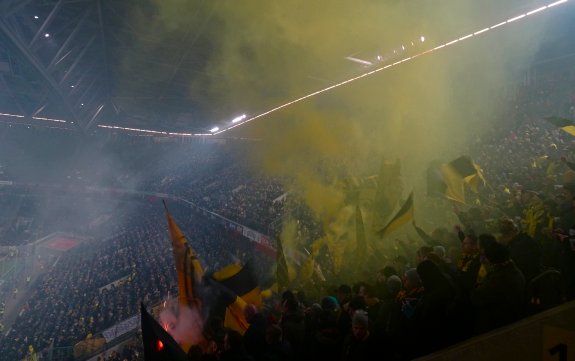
[29,0,64,48]
[58,35,96,85]
[47,6,93,71]
[0,18,82,130]
[85,103,104,130]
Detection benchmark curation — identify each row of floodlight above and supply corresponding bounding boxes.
[7,0,570,136]
[209,114,247,133]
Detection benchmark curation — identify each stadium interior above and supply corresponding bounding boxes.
[1,1,575,360]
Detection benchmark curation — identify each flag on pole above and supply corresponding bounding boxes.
[163,201,204,307]
[377,192,414,237]
[203,275,251,335]
[212,262,261,308]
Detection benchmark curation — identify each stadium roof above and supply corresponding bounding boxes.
[0,0,574,136]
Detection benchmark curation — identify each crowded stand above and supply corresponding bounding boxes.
[0,201,274,361]
[0,64,575,361]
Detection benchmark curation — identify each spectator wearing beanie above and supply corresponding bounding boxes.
[341,310,377,361]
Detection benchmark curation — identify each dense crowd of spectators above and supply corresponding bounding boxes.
[0,60,574,361]
[0,201,274,361]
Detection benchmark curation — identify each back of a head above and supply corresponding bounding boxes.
[433,245,446,259]
[321,296,339,311]
[282,290,296,303]
[348,295,367,312]
[416,259,447,291]
[478,233,497,251]
[404,268,422,290]
[284,297,299,312]
[386,275,403,298]
[485,241,510,265]
[352,309,369,328]
[499,218,518,237]
[426,252,446,268]
[337,284,352,304]
[382,265,398,278]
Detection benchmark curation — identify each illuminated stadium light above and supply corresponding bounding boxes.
[98,125,167,135]
[0,113,66,124]
[96,124,213,136]
[0,112,25,118]
[44,33,50,38]
[34,15,39,19]
[490,21,507,29]
[474,28,490,35]
[90,0,573,137]
[231,114,247,123]
[32,116,67,123]
[548,0,569,7]
[345,56,373,66]
[213,0,571,135]
[507,14,526,22]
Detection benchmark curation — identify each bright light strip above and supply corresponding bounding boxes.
[231,114,247,123]
[210,127,219,133]
[0,112,67,124]
[548,0,568,7]
[98,124,167,134]
[97,124,213,136]
[527,6,547,15]
[506,14,526,22]
[0,112,25,118]
[490,21,507,29]
[345,56,373,66]
[32,116,67,123]
[212,0,570,135]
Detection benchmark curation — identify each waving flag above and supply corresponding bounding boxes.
[163,201,204,307]
[377,192,414,237]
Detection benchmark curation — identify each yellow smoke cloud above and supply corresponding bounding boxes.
[118,0,554,269]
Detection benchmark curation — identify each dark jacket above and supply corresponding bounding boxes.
[471,260,526,334]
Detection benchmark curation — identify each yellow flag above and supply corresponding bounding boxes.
[377,192,414,237]
[164,201,204,307]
